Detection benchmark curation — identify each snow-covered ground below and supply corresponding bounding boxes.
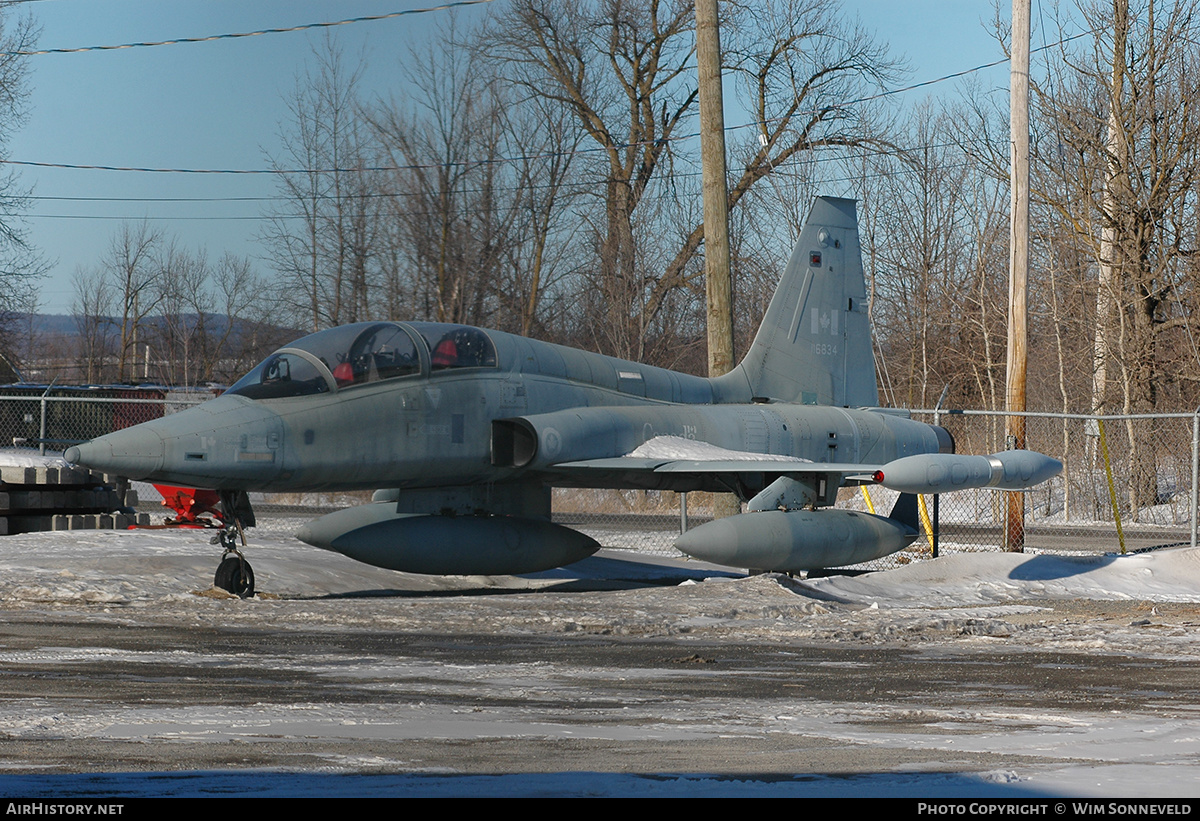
[0,450,68,469]
[0,521,1199,797]
[806,548,1200,606]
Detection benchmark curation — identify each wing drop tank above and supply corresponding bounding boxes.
[675,508,918,572]
[296,502,600,575]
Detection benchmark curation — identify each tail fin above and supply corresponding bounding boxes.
[719,196,878,407]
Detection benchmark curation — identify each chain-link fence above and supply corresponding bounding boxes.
[3,391,1195,566]
[0,387,212,454]
[550,410,1200,566]
[902,409,1196,556]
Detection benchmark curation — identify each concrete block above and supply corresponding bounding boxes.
[0,467,34,485]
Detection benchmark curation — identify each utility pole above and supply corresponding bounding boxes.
[1005,0,1030,551]
[696,0,733,378]
[696,0,739,519]
[1093,0,1128,421]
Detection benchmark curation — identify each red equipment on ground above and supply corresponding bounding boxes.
[152,484,226,528]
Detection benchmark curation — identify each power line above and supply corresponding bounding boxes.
[16,147,963,208]
[828,29,1096,111]
[27,195,279,203]
[2,26,1093,179]
[2,151,578,175]
[17,137,1000,219]
[26,214,270,221]
[0,132,991,178]
[4,1,496,56]
[20,154,988,223]
[2,26,1089,177]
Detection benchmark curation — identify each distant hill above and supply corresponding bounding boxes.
[17,312,299,341]
[26,314,78,338]
[2,312,303,386]
[13,312,301,343]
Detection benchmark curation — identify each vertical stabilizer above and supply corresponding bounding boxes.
[719,196,877,407]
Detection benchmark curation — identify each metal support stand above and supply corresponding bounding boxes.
[932,494,940,558]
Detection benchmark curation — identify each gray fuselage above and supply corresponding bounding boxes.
[69,320,945,500]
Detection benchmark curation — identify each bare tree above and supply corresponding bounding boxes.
[371,30,512,327]
[73,229,276,388]
[152,243,210,387]
[494,97,584,339]
[1035,0,1200,509]
[70,266,117,384]
[261,35,379,331]
[92,222,166,383]
[859,102,982,409]
[486,0,700,359]
[0,10,46,365]
[146,247,275,387]
[484,0,898,363]
[206,253,277,383]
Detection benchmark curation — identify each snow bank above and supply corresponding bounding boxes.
[804,547,1200,605]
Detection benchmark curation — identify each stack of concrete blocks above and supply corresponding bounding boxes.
[0,465,150,535]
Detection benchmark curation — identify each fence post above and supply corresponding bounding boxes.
[931,386,948,557]
[38,385,50,456]
[1192,409,1199,549]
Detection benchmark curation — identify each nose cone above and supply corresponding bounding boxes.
[64,394,287,489]
[65,426,166,479]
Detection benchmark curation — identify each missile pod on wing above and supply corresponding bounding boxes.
[874,450,1062,495]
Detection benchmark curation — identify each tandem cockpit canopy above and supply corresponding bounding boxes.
[227,321,498,400]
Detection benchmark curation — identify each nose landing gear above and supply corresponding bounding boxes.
[212,491,257,598]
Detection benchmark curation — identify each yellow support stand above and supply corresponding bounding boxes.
[1097,419,1127,554]
[860,485,876,514]
[917,494,935,548]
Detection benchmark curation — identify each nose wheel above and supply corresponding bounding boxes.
[212,490,257,598]
[214,549,255,598]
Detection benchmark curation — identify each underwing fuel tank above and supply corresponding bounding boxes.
[674,509,918,572]
[295,503,601,575]
[875,450,1062,494]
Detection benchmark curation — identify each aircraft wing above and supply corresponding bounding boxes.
[550,434,1063,500]
[545,436,881,498]
[544,436,1060,499]
[552,456,878,478]
[552,434,875,476]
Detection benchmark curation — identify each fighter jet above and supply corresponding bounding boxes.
[65,197,1061,596]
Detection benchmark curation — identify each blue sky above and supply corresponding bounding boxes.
[6,1,1018,315]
